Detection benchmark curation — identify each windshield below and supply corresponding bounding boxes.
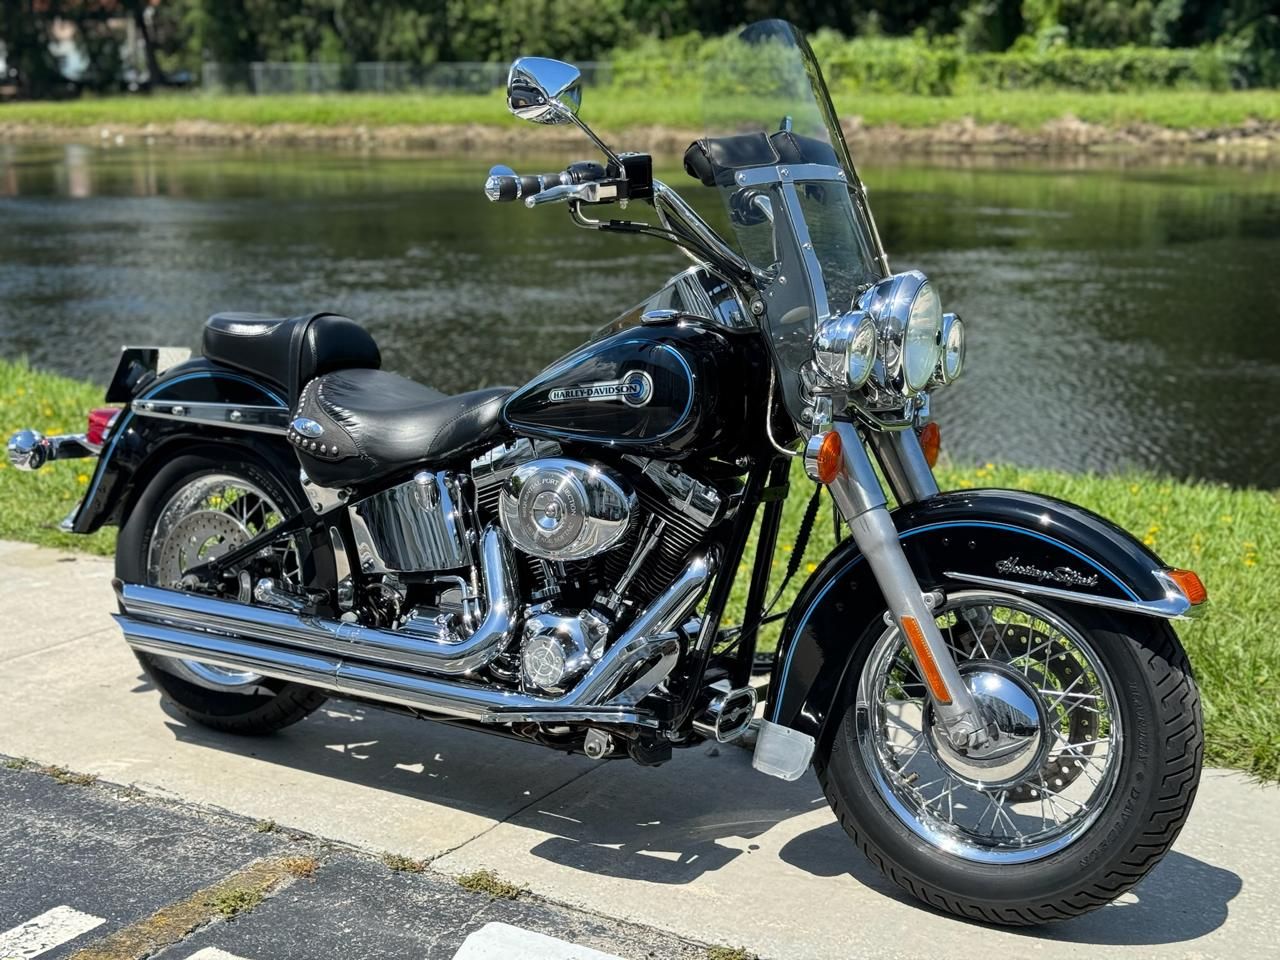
[694,20,886,422]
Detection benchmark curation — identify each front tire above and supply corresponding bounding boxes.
[116,450,329,735]
[818,587,1202,924]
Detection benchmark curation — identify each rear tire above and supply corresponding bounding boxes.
[116,450,329,735]
[817,587,1202,924]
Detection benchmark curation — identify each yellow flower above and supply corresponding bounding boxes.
[1220,514,1234,524]
[806,562,817,573]
[958,479,974,489]
[1244,557,1257,567]
[984,462,994,471]
[77,473,89,484]
[1129,484,1140,494]
[15,387,25,396]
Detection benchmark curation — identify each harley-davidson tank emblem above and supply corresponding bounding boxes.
[548,370,653,407]
[996,557,1099,588]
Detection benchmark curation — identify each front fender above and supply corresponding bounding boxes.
[74,359,295,533]
[767,488,1195,742]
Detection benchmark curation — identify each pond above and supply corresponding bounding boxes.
[1,142,1277,488]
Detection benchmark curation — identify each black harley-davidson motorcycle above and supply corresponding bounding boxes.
[7,21,1207,924]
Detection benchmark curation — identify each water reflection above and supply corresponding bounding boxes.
[1,142,1277,487]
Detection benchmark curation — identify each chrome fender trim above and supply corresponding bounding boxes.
[942,567,1201,621]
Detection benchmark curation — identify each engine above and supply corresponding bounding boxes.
[471,439,725,693]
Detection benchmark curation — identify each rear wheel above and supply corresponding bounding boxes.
[116,451,329,735]
[818,588,1202,924]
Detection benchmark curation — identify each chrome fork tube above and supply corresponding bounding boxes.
[866,429,939,506]
[826,422,983,747]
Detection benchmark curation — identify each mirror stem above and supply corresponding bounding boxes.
[562,108,625,172]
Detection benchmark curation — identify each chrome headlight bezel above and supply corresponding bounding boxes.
[858,270,944,397]
[812,310,877,391]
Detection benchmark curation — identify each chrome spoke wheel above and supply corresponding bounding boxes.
[856,590,1123,863]
[145,473,299,690]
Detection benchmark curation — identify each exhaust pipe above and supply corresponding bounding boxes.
[115,549,718,724]
[121,526,518,676]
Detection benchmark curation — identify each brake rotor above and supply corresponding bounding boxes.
[993,623,1099,802]
[154,509,249,588]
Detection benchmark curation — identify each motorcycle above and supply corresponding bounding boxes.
[7,20,1206,924]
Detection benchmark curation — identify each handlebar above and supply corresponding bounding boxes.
[484,161,606,203]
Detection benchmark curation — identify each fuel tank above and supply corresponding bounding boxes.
[501,318,764,461]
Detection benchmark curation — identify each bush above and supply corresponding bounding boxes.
[608,32,1257,97]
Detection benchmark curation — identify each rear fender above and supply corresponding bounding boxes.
[74,359,296,533]
[767,488,1197,744]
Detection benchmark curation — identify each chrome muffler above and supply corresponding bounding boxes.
[114,547,718,724]
[120,526,518,676]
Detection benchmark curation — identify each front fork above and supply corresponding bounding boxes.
[808,422,988,751]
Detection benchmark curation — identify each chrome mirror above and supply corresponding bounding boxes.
[507,58,582,125]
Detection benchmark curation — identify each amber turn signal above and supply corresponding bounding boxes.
[919,421,941,468]
[814,430,843,485]
[1167,568,1208,606]
[900,615,952,705]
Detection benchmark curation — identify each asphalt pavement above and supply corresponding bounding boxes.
[3,539,1278,959]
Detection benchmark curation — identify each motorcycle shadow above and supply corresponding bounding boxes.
[156,691,1240,942]
[779,821,1240,944]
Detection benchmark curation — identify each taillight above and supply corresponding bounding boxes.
[86,408,120,447]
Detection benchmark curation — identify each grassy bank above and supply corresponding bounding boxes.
[2,357,1275,779]
[3,88,1280,135]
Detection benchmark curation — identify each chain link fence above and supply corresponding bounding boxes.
[202,61,613,94]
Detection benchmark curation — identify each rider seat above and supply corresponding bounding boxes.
[202,312,382,402]
[289,367,512,488]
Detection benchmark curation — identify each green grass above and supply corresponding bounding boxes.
[1,357,1275,779]
[0,359,114,555]
[3,88,1279,134]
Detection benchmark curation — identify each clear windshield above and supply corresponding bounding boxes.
[697,20,886,422]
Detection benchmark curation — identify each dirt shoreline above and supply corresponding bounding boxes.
[2,115,1279,157]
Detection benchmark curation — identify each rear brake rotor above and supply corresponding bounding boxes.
[154,510,250,588]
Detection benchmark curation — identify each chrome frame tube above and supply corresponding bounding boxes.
[826,422,984,746]
[867,429,940,506]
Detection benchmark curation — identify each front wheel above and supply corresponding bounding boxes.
[818,588,1202,925]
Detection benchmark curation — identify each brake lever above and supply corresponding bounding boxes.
[525,180,621,209]
[525,182,592,208]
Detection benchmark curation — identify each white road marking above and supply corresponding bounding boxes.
[453,922,624,960]
[184,949,254,960]
[0,905,105,959]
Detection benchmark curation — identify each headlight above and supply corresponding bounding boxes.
[813,311,877,390]
[902,281,942,392]
[858,270,946,396]
[936,313,965,384]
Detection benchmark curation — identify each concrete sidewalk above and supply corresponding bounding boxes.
[3,539,1277,959]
